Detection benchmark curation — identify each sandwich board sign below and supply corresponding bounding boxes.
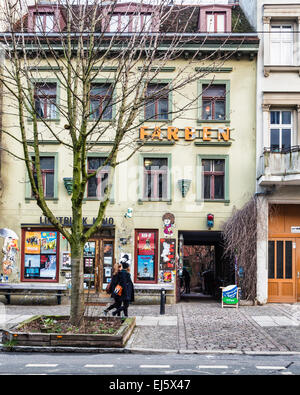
[221,285,240,309]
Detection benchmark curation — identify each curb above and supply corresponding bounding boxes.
[1,344,300,356]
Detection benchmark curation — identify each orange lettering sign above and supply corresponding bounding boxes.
[218,127,230,141]
[167,126,179,141]
[140,126,149,139]
[203,127,212,141]
[152,127,162,140]
[184,127,196,141]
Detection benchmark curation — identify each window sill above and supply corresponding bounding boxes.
[25,197,58,202]
[197,119,230,124]
[264,65,300,77]
[140,119,172,124]
[27,119,60,123]
[87,119,115,123]
[138,198,172,205]
[84,197,115,204]
[201,199,230,205]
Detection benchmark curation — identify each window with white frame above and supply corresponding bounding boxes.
[206,12,225,33]
[270,110,293,152]
[34,13,55,33]
[270,24,294,65]
[109,13,152,32]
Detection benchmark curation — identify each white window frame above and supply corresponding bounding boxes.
[269,109,294,152]
[270,23,294,66]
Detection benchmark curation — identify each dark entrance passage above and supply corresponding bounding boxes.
[178,231,234,301]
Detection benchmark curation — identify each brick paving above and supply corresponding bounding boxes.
[1,299,300,353]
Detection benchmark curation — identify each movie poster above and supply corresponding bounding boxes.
[137,232,155,255]
[40,254,57,279]
[24,232,41,254]
[41,232,57,254]
[137,255,154,281]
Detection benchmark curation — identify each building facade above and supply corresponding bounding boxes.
[240,0,300,304]
[0,1,258,304]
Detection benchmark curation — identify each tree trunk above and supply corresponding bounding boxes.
[70,240,85,325]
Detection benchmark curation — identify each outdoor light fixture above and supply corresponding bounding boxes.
[63,177,73,195]
[178,179,191,198]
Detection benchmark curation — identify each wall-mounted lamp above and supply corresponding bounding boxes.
[177,179,191,198]
[63,177,73,195]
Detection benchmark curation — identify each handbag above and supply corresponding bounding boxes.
[114,284,123,296]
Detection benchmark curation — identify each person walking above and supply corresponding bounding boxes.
[112,261,134,317]
[103,263,122,316]
[182,267,191,294]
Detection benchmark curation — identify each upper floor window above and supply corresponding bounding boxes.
[202,84,226,121]
[206,12,225,33]
[270,24,293,65]
[109,13,152,32]
[145,83,169,121]
[32,156,55,198]
[203,159,225,200]
[34,82,57,120]
[87,157,110,199]
[143,157,168,201]
[90,83,113,120]
[34,13,55,32]
[270,110,293,152]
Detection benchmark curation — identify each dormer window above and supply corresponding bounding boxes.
[34,13,55,33]
[108,13,152,33]
[199,5,231,33]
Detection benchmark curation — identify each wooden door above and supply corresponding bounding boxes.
[297,239,300,302]
[268,238,296,303]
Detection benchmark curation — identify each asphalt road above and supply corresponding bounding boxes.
[0,352,299,377]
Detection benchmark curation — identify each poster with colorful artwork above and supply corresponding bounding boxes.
[137,255,154,281]
[138,232,155,255]
[24,232,41,254]
[41,232,57,254]
[160,238,176,269]
[40,254,57,279]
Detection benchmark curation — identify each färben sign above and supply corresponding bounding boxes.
[139,126,231,142]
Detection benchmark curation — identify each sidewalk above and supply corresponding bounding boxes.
[1,300,300,354]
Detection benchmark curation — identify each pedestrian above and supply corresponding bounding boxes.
[182,267,191,294]
[103,263,122,316]
[112,261,134,317]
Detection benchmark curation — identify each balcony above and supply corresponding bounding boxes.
[258,147,300,186]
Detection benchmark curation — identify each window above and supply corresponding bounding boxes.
[206,12,225,33]
[109,13,152,32]
[22,229,59,282]
[135,229,158,283]
[145,83,169,121]
[202,84,226,120]
[32,156,55,198]
[34,82,57,120]
[202,159,225,200]
[270,110,292,152]
[143,157,168,200]
[270,24,293,65]
[87,157,109,199]
[34,13,55,32]
[90,83,113,120]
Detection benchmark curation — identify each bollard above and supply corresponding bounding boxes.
[160,288,166,315]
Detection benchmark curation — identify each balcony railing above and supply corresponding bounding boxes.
[258,146,300,185]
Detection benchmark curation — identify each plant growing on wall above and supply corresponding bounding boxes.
[0,0,253,324]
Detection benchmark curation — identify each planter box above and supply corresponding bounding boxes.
[2,315,136,348]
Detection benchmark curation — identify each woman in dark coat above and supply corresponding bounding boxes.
[103,263,122,316]
[112,262,134,317]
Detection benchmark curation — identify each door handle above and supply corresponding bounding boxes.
[297,272,300,279]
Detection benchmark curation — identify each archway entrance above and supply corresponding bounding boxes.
[178,231,233,301]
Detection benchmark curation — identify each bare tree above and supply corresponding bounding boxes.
[0,0,251,324]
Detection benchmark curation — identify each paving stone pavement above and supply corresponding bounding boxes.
[0,300,300,353]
